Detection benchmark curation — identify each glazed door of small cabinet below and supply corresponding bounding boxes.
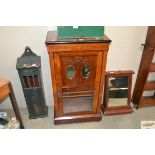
[54,51,103,115]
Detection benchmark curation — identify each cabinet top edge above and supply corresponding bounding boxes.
[106,70,135,76]
[45,31,112,45]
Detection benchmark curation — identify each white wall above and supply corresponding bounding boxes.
[105,26,148,91]
[0,27,53,108]
[0,26,148,109]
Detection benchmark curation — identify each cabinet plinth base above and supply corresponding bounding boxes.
[101,105,133,115]
[54,112,102,125]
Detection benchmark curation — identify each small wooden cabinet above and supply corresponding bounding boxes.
[46,31,111,124]
[101,71,134,115]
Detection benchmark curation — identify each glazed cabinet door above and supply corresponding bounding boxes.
[53,51,103,115]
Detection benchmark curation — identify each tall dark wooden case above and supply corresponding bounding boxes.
[16,47,48,119]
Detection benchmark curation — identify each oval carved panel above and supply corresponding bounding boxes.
[81,64,91,78]
[66,65,76,80]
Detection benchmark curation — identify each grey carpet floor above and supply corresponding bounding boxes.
[1,106,155,129]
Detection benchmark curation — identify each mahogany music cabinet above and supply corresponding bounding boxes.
[46,31,111,124]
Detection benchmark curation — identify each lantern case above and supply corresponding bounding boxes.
[16,46,48,119]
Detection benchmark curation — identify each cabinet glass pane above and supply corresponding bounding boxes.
[81,64,91,78]
[108,76,128,107]
[66,65,76,79]
[63,96,93,114]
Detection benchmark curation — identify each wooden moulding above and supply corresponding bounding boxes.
[47,44,110,52]
[62,91,94,98]
[45,31,111,45]
[101,105,133,115]
[54,112,102,125]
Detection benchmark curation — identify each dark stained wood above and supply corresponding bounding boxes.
[144,81,155,90]
[139,96,155,107]
[101,106,133,115]
[62,111,95,116]
[46,31,111,44]
[61,54,97,92]
[47,43,110,52]
[149,63,155,72]
[46,31,111,124]
[96,51,108,113]
[106,70,135,76]
[8,83,24,128]
[93,52,103,112]
[132,26,155,108]
[132,47,155,106]
[145,26,155,48]
[54,113,102,125]
[54,53,63,115]
[62,91,94,98]
[101,71,134,115]
[48,53,59,117]
[0,77,24,128]
[62,97,93,113]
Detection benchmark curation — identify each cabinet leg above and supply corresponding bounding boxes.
[8,83,24,129]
